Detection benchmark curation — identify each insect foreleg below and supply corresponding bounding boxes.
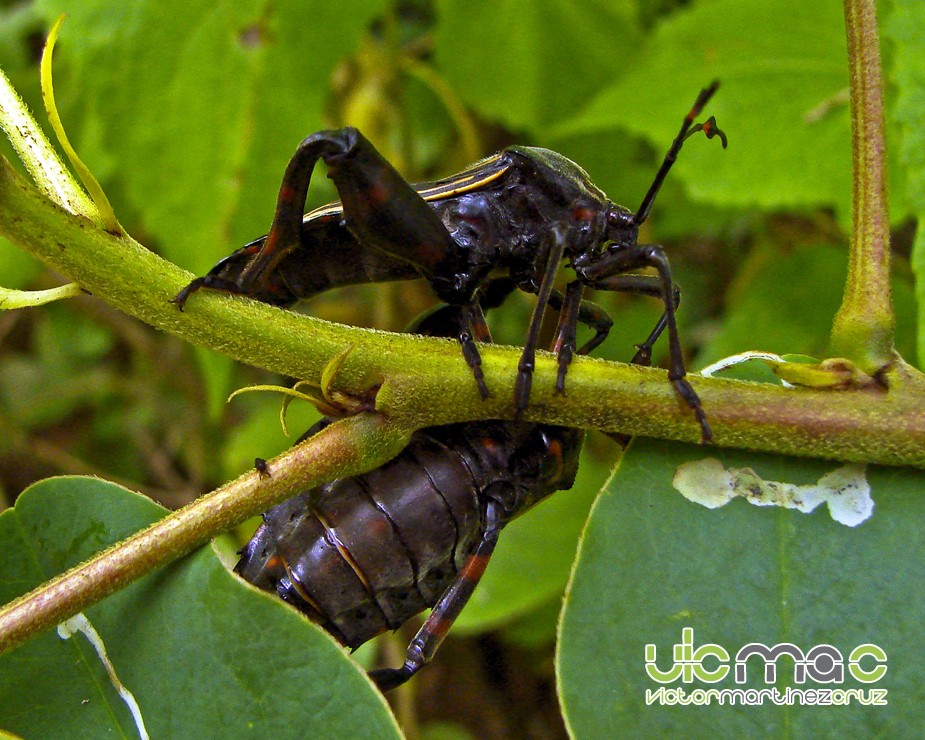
[577,243,710,443]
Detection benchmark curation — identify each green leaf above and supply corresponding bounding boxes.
[697,244,849,367]
[34,0,388,273]
[433,0,638,134]
[558,0,853,219]
[0,477,400,738]
[559,438,925,736]
[886,0,925,214]
[695,243,919,370]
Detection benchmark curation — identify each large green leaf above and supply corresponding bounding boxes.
[34,0,389,273]
[0,477,399,739]
[697,243,919,371]
[434,0,638,134]
[558,0,853,220]
[559,438,924,736]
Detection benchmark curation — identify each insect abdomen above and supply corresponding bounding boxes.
[235,428,483,648]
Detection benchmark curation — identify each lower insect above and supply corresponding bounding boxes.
[236,302,596,690]
[237,418,583,691]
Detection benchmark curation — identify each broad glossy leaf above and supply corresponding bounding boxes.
[0,477,399,738]
[434,0,638,134]
[559,438,924,736]
[558,0,853,220]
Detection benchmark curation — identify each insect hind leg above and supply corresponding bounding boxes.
[368,500,504,691]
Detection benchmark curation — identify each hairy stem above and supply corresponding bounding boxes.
[831,0,895,367]
[0,156,924,464]
[0,414,413,654]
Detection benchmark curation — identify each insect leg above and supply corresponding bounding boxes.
[585,274,680,365]
[234,130,367,293]
[577,244,711,443]
[547,273,681,390]
[514,228,567,416]
[202,128,461,303]
[171,242,268,310]
[567,297,614,357]
[549,280,585,392]
[630,314,668,367]
[367,500,504,692]
[459,300,491,399]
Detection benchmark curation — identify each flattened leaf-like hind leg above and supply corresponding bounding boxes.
[173,131,365,308]
[368,500,504,692]
[234,129,369,294]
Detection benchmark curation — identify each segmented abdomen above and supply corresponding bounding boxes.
[236,424,486,648]
[235,420,581,649]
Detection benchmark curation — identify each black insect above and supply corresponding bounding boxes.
[254,457,271,479]
[235,301,588,691]
[174,83,726,442]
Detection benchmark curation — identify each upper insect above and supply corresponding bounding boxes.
[173,82,727,441]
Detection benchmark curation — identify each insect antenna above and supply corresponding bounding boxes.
[633,80,727,227]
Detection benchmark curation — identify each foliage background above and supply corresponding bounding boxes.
[0,0,922,738]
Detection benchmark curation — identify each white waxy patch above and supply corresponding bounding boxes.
[672,458,873,527]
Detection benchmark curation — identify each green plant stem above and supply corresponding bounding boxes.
[831,0,895,367]
[0,413,413,655]
[1,156,924,465]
